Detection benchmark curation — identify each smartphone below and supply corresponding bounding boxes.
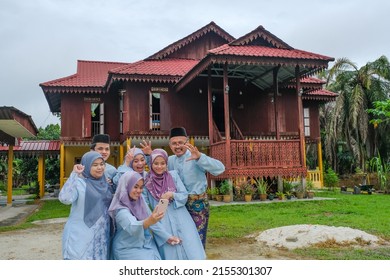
[156,198,169,214]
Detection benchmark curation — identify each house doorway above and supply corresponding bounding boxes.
[212,92,225,133]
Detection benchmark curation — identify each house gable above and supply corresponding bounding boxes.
[230,25,292,49]
[147,21,235,60]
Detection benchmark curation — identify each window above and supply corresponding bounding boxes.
[91,103,104,135]
[303,108,310,136]
[149,92,161,130]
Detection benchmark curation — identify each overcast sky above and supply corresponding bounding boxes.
[1,0,389,129]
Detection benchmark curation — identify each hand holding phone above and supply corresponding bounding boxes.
[156,198,169,214]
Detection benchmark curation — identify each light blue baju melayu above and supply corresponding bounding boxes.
[104,162,117,192]
[167,149,225,247]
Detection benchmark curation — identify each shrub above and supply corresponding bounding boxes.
[324,167,339,190]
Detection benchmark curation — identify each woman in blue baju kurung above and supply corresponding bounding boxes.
[144,149,206,260]
[59,151,113,260]
[109,171,180,260]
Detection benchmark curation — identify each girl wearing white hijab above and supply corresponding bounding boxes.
[59,151,113,260]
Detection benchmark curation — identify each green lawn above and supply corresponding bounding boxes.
[208,191,390,259]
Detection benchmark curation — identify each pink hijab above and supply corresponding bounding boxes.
[145,149,176,201]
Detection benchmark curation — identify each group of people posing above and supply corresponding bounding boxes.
[58,127,225,260]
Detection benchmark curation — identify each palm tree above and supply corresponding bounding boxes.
[323,56,390,173]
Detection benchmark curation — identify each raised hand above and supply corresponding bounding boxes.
[140,140,152,155]
[124,145,136,166]
[73,164,84,174]
[184,143,201,161]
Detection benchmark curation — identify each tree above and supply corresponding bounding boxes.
[323,55,390,173]
[367,99,390,126]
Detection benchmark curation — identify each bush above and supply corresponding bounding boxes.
[324,167,339,190]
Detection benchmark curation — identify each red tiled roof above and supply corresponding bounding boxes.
[209,44,333,62]
[0,140,60,152]
[109,59,199,83]
[40,60,128,89]
[306,89,338,97]
[303,89,338,101]
[301,77,326,84]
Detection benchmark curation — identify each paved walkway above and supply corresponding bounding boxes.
[0,194,57,227]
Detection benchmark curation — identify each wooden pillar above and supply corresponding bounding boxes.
[38,154,45,198]
[126,138,131,150]
[317,138,324,187]
[207,66,213,145]
[7,146,14,205]
[60,143,65,188]
[223,62,231,168]
[119,142,124,165]
[295,65,306,167]
[273,66,281,140]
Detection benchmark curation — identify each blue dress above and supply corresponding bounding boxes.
[59,173,111,260]
[111,201,170,260]
[143,170,206,260]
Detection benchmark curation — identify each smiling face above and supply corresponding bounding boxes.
[129,179,144,201]
[169,136,188,157]
[90,158,106,179]
[152,155,167,175]
[93,143,110,161]
[132,154,146,173]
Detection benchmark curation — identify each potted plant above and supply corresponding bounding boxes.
[243,183,255,202]
[306,178,315,199]
[208,187,219,200]
[283,180,294,194]
[294,182,305,199]
[219,180,233,202]
[275,191,285,200]
[285,191,293,200]
[255,178,269,201]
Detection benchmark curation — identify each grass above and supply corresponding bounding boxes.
[2,190,390,259]
[209,191,390,239]
[208,190,390,259]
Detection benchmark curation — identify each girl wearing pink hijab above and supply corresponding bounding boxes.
[144,149,205,260]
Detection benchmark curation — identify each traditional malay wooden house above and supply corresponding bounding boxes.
[40,22,336,190]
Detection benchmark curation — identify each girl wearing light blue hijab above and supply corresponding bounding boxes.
[59,151,113,260]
